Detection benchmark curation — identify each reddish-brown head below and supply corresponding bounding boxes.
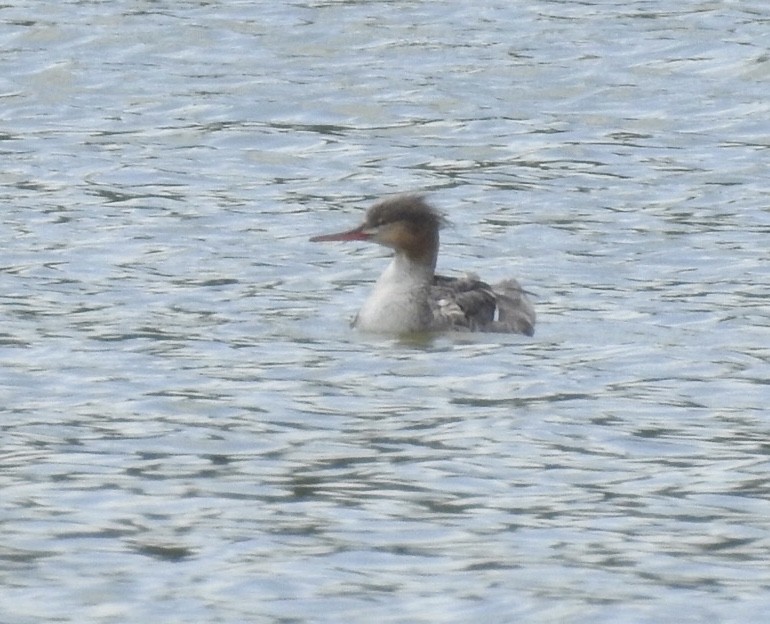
[310,195,444,264]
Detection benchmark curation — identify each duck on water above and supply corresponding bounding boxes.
[310,195,535,336]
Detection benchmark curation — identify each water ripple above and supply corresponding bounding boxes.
[2,1,770,622]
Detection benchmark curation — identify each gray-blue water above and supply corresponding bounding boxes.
[2,2,769,622]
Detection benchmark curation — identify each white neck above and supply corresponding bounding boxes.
[353,251,435,333]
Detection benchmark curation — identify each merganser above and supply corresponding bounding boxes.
[310,195,536,336]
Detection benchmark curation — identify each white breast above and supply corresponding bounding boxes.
[353,254,434,333]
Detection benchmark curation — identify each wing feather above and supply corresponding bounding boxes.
[430,274,536,335]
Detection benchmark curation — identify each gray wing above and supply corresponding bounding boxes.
[430,274,498,331]
[430,274,536,335]
[489,279,536,336]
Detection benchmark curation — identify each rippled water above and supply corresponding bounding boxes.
[2,1,770,622]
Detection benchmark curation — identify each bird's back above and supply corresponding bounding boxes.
[430,274,535,336]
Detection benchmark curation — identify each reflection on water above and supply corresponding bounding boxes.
[2,1,769,622]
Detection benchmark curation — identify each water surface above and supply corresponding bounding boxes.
[2,1,769,622]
